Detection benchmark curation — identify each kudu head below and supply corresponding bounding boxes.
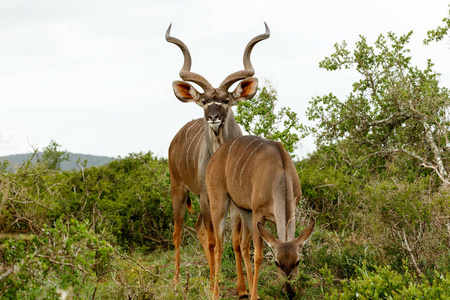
[166,22,270,134]
[257,220,315,295]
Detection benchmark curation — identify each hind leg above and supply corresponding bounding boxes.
[209,194,230,299]
[196,212,211,264]
[171,182,188,284]
[239,209,254,293]
[231,204,248,298]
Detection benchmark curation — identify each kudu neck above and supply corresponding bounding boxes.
[204,110,242,154]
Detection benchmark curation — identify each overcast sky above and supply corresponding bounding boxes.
[1,0,449,158]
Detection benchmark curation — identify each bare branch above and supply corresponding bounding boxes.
[114,250,168,282]
[400,228,422,275]
[0,265,19,282]
[9,198,53,210]
[35,254,88,274]
[420,162,450,185]
[422,122,448,178]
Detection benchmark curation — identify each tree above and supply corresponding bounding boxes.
[235,80,304,156]
[39,140,69,171]
[305,31,450,183]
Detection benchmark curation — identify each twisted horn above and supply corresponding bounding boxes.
[166,23,214,91]
[219,22,270,91]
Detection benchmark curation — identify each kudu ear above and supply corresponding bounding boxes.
[257,222,278,248]
[231,77,258,104]
[294,220,315,247]
[172,81,201,103]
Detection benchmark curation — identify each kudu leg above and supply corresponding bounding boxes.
[199,193,216,289]
[250,217,265,300]
[195,213,211,264]
[239,212,254,293]
[231,207,248,298]
[210,196,230,299]
[171,183,188,284]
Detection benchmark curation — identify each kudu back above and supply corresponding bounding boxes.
[167,23,269,296]
[206,135,315,299]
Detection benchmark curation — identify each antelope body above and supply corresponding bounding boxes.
[206,135,315,299]
[166,23,270,297]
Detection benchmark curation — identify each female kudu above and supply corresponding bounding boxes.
[206,135,315,299]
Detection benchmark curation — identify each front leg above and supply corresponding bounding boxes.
[171,183,188,284]
[251,216,265,300]
[199,192,216,289]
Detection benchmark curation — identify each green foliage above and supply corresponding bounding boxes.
[39,140,69,171]
[299,145,450,273]
[67,152,175,249]
[306,30,450,183]
[235,81,304,155]
[325,263,450,299]
[0,151,187,298]
[423,5,450,44]
[1,218,113,299]
[0,151,176,251]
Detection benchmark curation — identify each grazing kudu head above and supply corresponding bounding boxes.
[258,220,315,297]
[166,24,270,294]
[206,135,315,300]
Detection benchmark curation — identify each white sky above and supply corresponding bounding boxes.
[1,0,449,158]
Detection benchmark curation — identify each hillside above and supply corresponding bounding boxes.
[0,152,114,171]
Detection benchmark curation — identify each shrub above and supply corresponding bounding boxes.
[325,262,450,299]
[0,218,113,299]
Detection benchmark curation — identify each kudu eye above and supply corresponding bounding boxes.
[224,99,229,104]
[202,100,207,105]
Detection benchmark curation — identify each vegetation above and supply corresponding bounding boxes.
[2,7,450,300]
[235,80,304,156]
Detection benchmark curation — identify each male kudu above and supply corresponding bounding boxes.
[206,135,315,299]
[166,23,270,296]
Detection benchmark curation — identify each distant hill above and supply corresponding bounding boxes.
[0,152,115,171]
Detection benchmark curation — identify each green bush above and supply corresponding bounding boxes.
[325,262,450,299]
[1,151,180,250]
[1,218,113,299]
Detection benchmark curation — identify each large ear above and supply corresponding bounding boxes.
[172,81,201,103]
[257,222,278,248]
[231,77,258,104]
[294,220,315,247]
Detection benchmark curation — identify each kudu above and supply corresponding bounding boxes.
[206,135,315,299]
[166,23,270,296]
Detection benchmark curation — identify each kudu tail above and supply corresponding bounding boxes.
[275,142,296,239]
[186,194,194,213]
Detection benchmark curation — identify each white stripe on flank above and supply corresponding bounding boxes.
[193,131,205,161]
[225,138,240,177]
[186,125,203,171]
[231,138,258,185]
[239,141,264,186]
[185,119,202,142]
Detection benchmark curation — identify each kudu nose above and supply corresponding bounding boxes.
[208,114,219,122]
